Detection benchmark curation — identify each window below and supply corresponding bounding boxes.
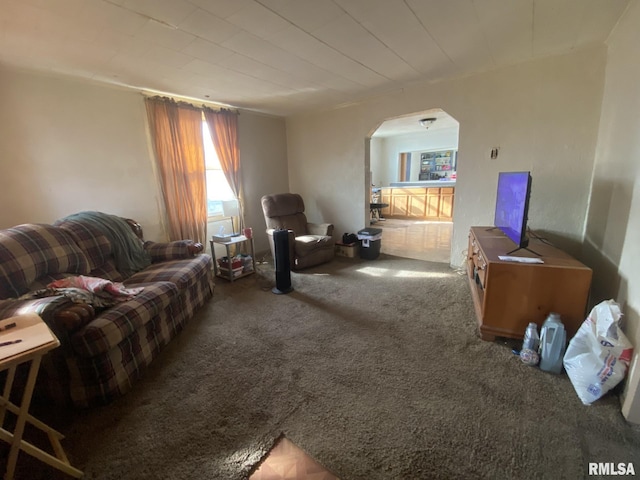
[203,121,235,218]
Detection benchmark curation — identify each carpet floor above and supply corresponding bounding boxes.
[3,254,640,479]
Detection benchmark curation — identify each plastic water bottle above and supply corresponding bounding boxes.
[520,322,540,365]
[539,313,567,374]
[522,322,540,352]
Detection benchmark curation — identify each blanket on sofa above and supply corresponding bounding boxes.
[60,211,151,276]
[20,275,145,308]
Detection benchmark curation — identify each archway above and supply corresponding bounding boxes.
[365,109,460,264]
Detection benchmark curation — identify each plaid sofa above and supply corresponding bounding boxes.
[0,217,214,407]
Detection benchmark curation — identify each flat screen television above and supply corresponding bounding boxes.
[493,171,532,251]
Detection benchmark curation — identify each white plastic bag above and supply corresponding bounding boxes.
[563,299,634,405]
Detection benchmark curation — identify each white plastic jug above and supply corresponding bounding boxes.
[539,313,566,374]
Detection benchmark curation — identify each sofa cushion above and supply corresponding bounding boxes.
[124,255,212,290]
[57,212,151,279]
[89,259,124,282]
[56,218,112,271]
[28,272,77,291]
[70,281,178,358]
[0,224,90,299]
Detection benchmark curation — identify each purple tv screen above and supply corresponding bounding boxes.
[493,171,532,247]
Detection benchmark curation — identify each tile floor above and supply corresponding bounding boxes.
[249,436,339,480]
[374,218,452,264]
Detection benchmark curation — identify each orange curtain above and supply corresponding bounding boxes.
[145,97,207,243]
[203,108,244,230]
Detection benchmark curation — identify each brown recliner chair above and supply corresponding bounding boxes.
[261,193,335,270]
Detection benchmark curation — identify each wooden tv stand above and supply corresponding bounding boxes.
[467,227,592,342]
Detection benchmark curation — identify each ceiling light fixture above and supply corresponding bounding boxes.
[419,117,437,129]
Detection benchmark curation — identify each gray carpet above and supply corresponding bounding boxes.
[5,254,640,479]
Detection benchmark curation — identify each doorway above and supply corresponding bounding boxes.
[367,109,459,264]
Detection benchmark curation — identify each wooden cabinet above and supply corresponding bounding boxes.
[439,188,454,218]
[380,187,454,220]
[426,189,440,217]
[390,190,408,216]
[467,227,592,341]
[405,188,427,216]
[380,190,392,212]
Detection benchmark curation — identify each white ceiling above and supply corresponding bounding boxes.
[0,0,630,117]
[372,108,459,138]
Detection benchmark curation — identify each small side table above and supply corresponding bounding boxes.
[0,314,83,480]
[210,234,257,283]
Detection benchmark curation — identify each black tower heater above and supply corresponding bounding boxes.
[272,229,293,294]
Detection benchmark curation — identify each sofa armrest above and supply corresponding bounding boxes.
[125,218,203,259]
[54,303,96,335]
[144,240,204,262]
[307,223,334,236]
[0,297,66,322]
[0,296,94,342]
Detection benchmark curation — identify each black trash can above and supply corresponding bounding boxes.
[357,227,383,260]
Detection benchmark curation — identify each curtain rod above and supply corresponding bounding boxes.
[141,92,239,114]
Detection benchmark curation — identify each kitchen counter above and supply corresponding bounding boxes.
[378,184,455,220]
[389,181,456,188]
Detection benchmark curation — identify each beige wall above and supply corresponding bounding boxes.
[287,47,606,267]
[0,67,165,238]
[586,1,640,422]
[238,111,288,255]
[0,67,288,254]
